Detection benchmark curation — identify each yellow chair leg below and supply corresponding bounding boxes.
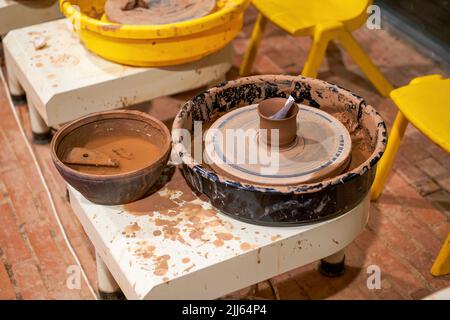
[431,233,450,276]
[239,13,268,77]
[371,111,409,200]
[337,30,394,97]
[301,22,341,78]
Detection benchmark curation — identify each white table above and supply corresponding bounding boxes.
[3,18,233,142]
[69,168,370,300]
[0,0,62,36]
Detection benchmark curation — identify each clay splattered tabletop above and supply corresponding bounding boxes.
[69,166,369,299]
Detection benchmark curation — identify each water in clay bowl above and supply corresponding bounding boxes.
[105,0,217,25]
[51,110,171,205]
[172,75,387,226]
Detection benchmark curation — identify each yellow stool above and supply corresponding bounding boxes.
[239,0,393,97]
[370,74,450,276]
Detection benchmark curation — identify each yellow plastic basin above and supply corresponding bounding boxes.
[60,0,249,66]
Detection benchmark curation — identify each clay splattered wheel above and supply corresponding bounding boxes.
[204,104,352,185]
[105,0,216,25]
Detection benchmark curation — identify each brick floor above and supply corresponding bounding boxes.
[0,6,448,299]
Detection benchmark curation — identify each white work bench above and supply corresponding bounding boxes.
[69,168,370,300]
[3,18,233,142]
[0,0,62,36]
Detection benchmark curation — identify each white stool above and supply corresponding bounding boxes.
[3,18,232,143]
[68,168,370,300]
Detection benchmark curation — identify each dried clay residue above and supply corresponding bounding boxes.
[213,232,234,247]
[133,241,171,277]
[144,200,237,249]
[180,203,236,248]
[155,218,187,245]
[50,54,80,68]
[135,241,155,259]
[124,169,196,216]
[183,264,196,273]
[122,222,141,237]
[240,242,253,251]
[154,255,170,276]
[153,230,162,236]
[332,111,374,171]
[182,257,190,264]
[270,234,282,241]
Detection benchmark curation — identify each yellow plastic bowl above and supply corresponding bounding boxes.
[60,0,249,66]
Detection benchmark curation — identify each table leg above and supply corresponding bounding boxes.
[96,251,125,300]
[4,48,26,104]
[28,97,52,144]
[319,248,346,277]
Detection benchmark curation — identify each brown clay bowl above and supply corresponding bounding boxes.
[51,110,171,205]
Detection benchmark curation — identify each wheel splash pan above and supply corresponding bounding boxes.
[60,0,249,66]
[172,75,387,226]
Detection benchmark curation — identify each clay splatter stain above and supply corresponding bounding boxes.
[122,222,141,238]
[256,248,261,264]
[155,218,187,245]
[101,24,122,31]
[212,232,234,247]
[135,242,155,259]
[50,54,80,67]
[216,233,233,241]
[28,31,44,36]
[182,257,190,264]
[154,255,170,276]
[188,216,200,223]
[240,243,253,251]
[189,229,204,241]
[153,230,162,236]
[124,190,179,216]
[271,235,282,241]
[183,264,196,273]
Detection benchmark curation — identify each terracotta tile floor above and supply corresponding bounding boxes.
[0,7,449,299]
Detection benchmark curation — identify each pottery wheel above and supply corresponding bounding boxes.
[204,104,352,185]
[105,0,216,25]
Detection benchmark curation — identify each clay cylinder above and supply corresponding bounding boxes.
[257,97,299,147]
